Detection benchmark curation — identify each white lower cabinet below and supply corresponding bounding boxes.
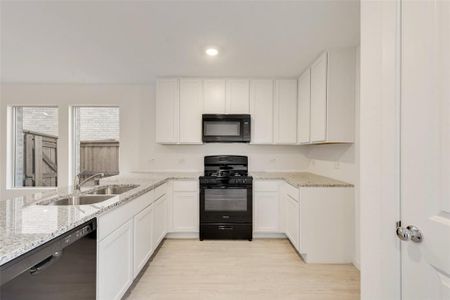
[133,203,154,278]
[152,194,168,248]
[171,191,198,232]
[170,181,199,233]
[98,184,169,299]
[285,194,299,251]
[98,219,133,300]
[253,181,281,233]
[254,179,354,263]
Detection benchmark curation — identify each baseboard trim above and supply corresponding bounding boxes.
[166,232,286,239]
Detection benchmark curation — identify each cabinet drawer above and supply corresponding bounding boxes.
[173,180,198,192]
[254,180,281,192]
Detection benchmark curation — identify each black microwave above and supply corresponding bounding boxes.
[202,114,251,143]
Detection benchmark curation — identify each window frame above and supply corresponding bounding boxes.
[9,105,59,189]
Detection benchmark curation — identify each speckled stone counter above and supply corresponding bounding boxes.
[251,172,354,188]
[0,172,200,266]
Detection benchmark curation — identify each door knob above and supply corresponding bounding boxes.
[406,225,423,243]
[396,226,411,241]
[396,223,423,243]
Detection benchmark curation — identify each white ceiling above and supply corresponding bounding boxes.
[0,1,360,83]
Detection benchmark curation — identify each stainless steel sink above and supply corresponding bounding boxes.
[41,195,115,206]
[86,184,139,195]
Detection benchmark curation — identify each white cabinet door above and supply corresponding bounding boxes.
[274,79,298,144]
[310,52,328,142]
[286,195,299,251]
[203,79,226,114]
[156,79,179,143]
[98,219,133,300]
[152,194,168,249]
[297,69,311,144]
[172,191,198,232]
[179,79,203,144]
[133,204,153,278]
[254,191,279,232]
[250,79,274,144]
[226,79,250,113]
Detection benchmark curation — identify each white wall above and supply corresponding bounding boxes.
[306,49,360,268]
[0,84,149,198]
[0,83,310,199]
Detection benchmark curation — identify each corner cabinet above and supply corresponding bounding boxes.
[308,48,357,144]
[274,80,298,144]
[297,69,311,144]
[250,79,274,144]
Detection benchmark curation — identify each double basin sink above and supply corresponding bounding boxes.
[39,184,140,206]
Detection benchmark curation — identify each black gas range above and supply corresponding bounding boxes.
[199,155,253,241]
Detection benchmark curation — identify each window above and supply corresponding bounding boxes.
[12,107,58,187]
[72,107,120,182]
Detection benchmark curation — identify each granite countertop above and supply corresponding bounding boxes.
[251,172,354,187]
[0,172,200,266]
[0,170,350,266]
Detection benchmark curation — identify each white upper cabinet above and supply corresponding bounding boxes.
[297,69,311,144]
[310,53,328,142]
[274,79,298,144]
[250,79,274,144]
[309,48,356,143]
[179,79,203,144]
[203,79,226,114]
[156,79,179,144]
[226,79,250,113]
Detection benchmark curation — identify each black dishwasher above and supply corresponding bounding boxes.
[0,219,97,300]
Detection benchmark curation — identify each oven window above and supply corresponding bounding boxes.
[204,189,247,211]
[203,121,240,136]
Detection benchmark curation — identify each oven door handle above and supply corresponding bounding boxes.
[218,225,234,230]
[201,185,251,189]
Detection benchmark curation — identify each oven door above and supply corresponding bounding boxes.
[200,184,252,223]
[202,114,250,143]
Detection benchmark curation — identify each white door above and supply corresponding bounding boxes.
[400,1,450,299]
[98,220,133,300]
[203,79,226,113]
[152,194,168,248]
[254,191,279,233]
[133,204,154,277]
[310,52,328,142]
[297,69,311,144]
[250,79,274,144]
[172,191,198,232]
[156,79,179,143]
[226,79,250,113]
[274,79,298,144]
[179,79,203,144]
[286,194,299,251]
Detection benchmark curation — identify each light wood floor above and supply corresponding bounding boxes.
[126,239,360,300]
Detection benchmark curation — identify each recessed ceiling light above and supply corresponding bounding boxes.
[205,48,219,56]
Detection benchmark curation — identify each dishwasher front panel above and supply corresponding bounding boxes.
[0,219,97,300]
